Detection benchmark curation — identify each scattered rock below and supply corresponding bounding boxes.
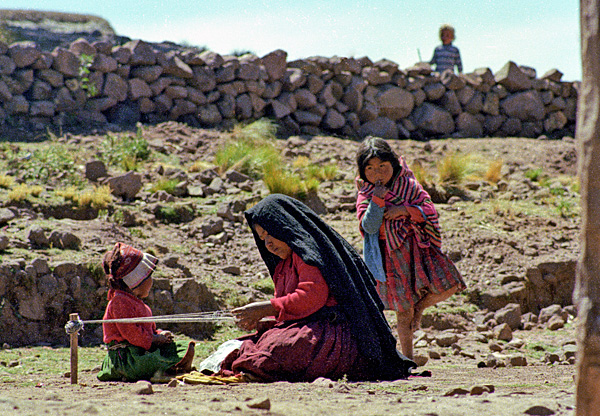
[246,398,271,410]
[105,171,143,200]
[524,405,556,415]
[0,235,8,251]
[85,159,107,181]
[469,385,493,395]
[435,332,460,347]
[311,377,335,387]
[494,323,513,342]
[28,225,49,248]
[444,387,469,396]
[508,354,528,367]
[133,380,153,395]
[412,354,429,367]
[0,208,16,225]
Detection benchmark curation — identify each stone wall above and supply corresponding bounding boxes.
[0,38,577,139]
[0,257,220,347]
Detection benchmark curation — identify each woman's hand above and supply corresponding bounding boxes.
[256,318,277,333]
[384,205,409,220]
[233,301,278,331]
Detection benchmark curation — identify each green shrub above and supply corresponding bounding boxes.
[100,128,151,171]
[155,204,194,224]
[305,163,338,181]
[79,54,99,97]
[251,277,275,295]
[6,142,83,187]
[215,119,281,178]
[56,184,113,209]
[0,174,15,189]
[149,178,180,195]
[437,152,471,185]
[525,168,545,182]
[7,184,43,202]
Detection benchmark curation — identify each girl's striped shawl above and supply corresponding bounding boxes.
[356,158,442,250]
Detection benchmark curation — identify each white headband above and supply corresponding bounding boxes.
[122,252,158,289]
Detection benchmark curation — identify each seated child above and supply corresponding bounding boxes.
[97,242,195,382]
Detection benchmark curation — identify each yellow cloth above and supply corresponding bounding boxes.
[176,371,257,385]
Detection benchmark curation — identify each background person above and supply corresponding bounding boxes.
[429,23,463,74]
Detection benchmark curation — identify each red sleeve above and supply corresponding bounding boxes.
[270,256,330,321]
[103,294,156,350]
[372,195,385,207]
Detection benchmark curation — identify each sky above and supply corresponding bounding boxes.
[4,1,581,81]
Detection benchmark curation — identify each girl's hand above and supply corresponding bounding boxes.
[384,205,409,220]
[233,301,277,331]
[372,181,388,199]
[152,332,174,345]
[160,330,174,342]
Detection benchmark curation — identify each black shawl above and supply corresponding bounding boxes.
[245,193,415,380]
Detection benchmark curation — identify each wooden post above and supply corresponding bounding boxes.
[576,1,600,415]
[69,313,79,385]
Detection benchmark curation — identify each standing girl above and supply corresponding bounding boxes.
[355,137,466,359]
[97,242,195,382]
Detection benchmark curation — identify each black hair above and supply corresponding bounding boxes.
[355,136,400,182]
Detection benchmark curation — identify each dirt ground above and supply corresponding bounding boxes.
[0,123,581,415]
[0,346,576,416]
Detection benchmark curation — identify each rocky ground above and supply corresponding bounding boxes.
[0,121,582,415]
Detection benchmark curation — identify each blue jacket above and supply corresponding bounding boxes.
[360,200,386,282]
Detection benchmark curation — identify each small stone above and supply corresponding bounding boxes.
[133,380,153,395]
[493,323,513,341]
[469,385,491,395]
[489,342,503,352]
[0,235,8,251]
[444,387,469,396]
[546,315,565,330]
[428,350,441,359]
[413,354,428,367]
[524,405,556,415]
[508,355,527,367]
[222,265,241,275]
[247,398,271,410]
[311,377,334,387]
[435,333,459,347]
[544,352,561,364]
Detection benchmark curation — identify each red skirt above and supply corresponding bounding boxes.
[219,318,370,382]
[377,232,466,313]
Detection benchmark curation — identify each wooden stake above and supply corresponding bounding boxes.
[69,313,79,385]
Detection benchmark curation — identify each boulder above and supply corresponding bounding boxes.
[358,117,398,140]
[376,87,414,120]
[411,102,455,135]
[9,42,40,68]
[51,47,80,77]
[105,171,143,200]
[495,61,533,92]
[500,91,545,121]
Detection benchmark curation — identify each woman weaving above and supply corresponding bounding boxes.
[215,194,415,382]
